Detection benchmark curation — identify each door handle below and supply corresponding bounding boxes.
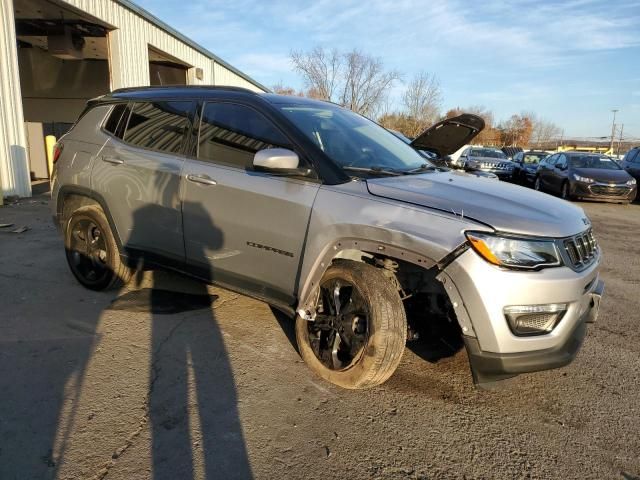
[186,174,217,186]
[102,155,124,165]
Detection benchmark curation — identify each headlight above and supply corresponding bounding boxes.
[628,179,637,185]
[465,231,561,269]
[573,174,594,183]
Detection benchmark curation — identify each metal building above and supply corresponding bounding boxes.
[0,0,268,198]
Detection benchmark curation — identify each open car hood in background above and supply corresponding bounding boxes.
[410,114,485,157]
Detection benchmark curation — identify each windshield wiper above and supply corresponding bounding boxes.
[405,163,438,174]
[343,166,403,176]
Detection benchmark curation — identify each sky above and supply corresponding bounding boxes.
[135,0,640,139]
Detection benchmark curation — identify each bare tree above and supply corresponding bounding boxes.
[271,83,304,97]
[290,47,400,117]
[499,114,533,147]
[340,49,401,117]
[401,72,442,137]
[531,117,562,148]
[290,47,341,101]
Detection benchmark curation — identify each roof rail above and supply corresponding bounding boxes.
[111,85,259,95]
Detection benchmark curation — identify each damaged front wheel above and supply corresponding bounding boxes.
[295,260,407,389]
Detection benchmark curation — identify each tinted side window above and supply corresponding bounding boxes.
[198,103,289,168]
[124,101,193,154]
[630,149,640,164]
[104,103,131,139]
[556,154,567,168]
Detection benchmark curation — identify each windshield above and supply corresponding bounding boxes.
[279,105,429,173]
[469,148,507,159]
[570,155,621,170]
[523,153,547,164]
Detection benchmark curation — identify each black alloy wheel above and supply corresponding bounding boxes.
[307,278,370,371]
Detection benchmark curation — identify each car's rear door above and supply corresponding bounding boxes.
[181,101,320,306]
[92,100,195,264]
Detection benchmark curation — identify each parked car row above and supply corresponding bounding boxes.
[446,145,637,204]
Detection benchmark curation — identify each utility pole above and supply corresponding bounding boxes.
[610,109,618,153]
[617,124,624,156]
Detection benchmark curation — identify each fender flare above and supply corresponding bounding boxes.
[297,237,439,316]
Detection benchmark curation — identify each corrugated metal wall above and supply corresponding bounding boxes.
[63,0,265,92]
[0,0,266,197]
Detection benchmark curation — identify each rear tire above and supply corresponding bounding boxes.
[64,205,132,291]
[296,260,407,389]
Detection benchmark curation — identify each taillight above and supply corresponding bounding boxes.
[53,143,63,164]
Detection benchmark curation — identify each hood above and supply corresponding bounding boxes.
[410,114,485,157]
[366,171,589,238]
[572,167,632,183]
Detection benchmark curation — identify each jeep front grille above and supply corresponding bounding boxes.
[563,230,598,269]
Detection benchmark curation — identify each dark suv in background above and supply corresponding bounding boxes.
[512,150,549,185]
[620,147,640,189]
[457,146,515,180]
[534,151,637,203]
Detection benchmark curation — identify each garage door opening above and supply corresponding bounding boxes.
[149,46,189,86]
[14,0,112,180]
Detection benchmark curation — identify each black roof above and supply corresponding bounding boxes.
[103,86,338,109]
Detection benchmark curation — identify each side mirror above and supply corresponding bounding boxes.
[253,148,312,177]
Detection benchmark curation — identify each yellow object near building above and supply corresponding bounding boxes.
[557,145,613,155]
[45,135,57,178]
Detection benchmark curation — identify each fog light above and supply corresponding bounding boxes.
[504,303,568,336]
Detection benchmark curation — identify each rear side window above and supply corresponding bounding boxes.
[198,102,289,168]
[103,103,131,138]
[124,101,194,154]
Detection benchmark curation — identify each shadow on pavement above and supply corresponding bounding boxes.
[126,202,253,480]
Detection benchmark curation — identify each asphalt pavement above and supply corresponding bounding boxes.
[0,190,639,480]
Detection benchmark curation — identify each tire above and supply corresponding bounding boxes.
[295,260,407,389]
[561,181,572,200]
[64,205,132,291]
[534,176,543,192]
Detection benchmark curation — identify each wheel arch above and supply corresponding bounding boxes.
[296,236,468,316]
[56,185,124,252]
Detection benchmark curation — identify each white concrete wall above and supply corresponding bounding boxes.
[0,0,31,198]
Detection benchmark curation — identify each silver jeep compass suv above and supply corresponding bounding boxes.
[52,86,604,389]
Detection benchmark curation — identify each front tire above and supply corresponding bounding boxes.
[561,181,572,200]
[64,205,132,290]
[296,260,407,389]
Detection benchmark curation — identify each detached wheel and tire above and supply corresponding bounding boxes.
[64,205,132,291]
[295,260,407,389]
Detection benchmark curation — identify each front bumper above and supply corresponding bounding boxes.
[464,279,603,385]
[440,248,604,385]
[571,181,637,203]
